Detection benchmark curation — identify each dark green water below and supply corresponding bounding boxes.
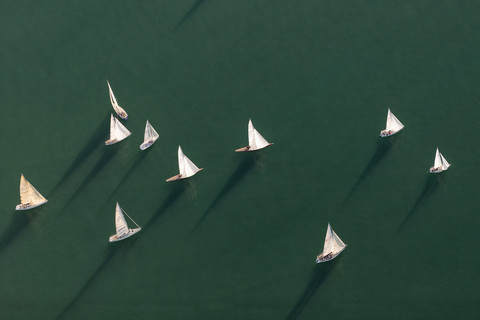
[1,1,480,319]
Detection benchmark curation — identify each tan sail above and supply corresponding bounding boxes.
[16,173,48,211]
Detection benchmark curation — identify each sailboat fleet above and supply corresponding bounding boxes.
[13,83,452,254]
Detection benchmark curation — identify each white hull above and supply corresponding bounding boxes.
[15,200,48,211]
[166,168,204,182]
[105,133,131,145]
[315,246,346,264]
[380,129,401,137]
[140,138,158,150]
[109,227,141,242]
[235,143,273,152]
[429,166,446,174]
[114,106,128,120]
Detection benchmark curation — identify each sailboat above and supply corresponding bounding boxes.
[109,202,141,242]
[235,119,273,152]
[429,147,451,173]
[316,223,347,264]
[107,80,128,120]
[105,113,131,145]
[15,173,48,211]
[166,146,203,181]
[140,120,159,150]
[380,108,404,137]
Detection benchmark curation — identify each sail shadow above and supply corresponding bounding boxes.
[49,112,110,197]
[174,0,207,30]
[0,211,40,255]
[397,175,441,232]
[345,137,396,201]
[103,151,149,206]
[54,246,119,320]
[194,155,256,229]
[60,147,119,214]
[285,260,338,320]
[143,184,186,232]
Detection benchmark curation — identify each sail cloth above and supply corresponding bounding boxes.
[248,119,271,150]
[385,108,404,132]
[108,114,131,142]
[144,120,159,142]
[19,174,47,206]
[320,223,347,257]
[434,148,451,170]
[115,202,129,236]
[178,146,201,178]
[107,81,128,119]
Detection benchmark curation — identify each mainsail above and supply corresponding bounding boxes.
[316,223,346,263]
[178,146,201,178]
[115,202,129,236]
[434,148,451,170]
[19,174,47,206]
[144,120,159,142]
[107,113,131,143]
[385,108,404,132]
[248,119,271,150]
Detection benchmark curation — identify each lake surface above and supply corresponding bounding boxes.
[1,1,480,319]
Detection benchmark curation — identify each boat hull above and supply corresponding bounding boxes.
[429,166,447,174]
[15,200,48,211]
[140,137,158,150]
[105,134,131,145]
[166,168,203,182]
[109,227,141,242]
[235,143,273,152]
[380,129,402,137]
[315,247,346,264]
[113,106,128,120]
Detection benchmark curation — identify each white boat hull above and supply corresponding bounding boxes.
[315,246,346,264]
[113,106,128,120]
[109,227,141,242]
[15,200,48,211]
[140,138,158,150]
[105,134,131,146]
[235,143,273,152]
[429,166,446,174]
[380,129,401,137]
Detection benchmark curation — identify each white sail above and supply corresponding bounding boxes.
[440,152,451,170]
[106,114,131,144]
[385,108,404,132]
[109,202,141,242]
[107,81,128,119]
[140,120,159,150]
[16,174,48,210]
[316,223,346,263]
[115,202,129,236]
[248,119,271,151]
[178,146,201,177]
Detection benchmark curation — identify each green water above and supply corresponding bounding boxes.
[1,1,480,319]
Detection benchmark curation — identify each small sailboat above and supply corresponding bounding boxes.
[380,108,404,137]
[15,173,48,211]
[107,80,128,120]
[429,147,451,173]
[139,120,159,150]
[316,223,347,264]
[166,146,203,182]
[235,119,273,152]
[109,202,141,242]
[105,113,131,145]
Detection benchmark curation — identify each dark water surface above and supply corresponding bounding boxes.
[1,1,480,319]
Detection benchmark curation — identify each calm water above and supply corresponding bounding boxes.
[1,1,480,319]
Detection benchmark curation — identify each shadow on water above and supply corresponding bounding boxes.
[142,184,186,232]
[0,210,41,255]
[285,260,338,320]
[60,146,119,214]
[54,246,119,320]
[174,0,207,30]
[54,185,186,320]
[194,155,256,229]
[345,137,396,201]
[49,113,109,197]
[103,151,149,206]
[397,174,441,233]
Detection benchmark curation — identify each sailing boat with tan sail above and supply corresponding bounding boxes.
[166,146,203,181]
[107,81,128,120]
[316,223,347,263]
[235,119,273,152]
[105,114,131,145]
[109,202,141,242]
[15,173,48,211]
